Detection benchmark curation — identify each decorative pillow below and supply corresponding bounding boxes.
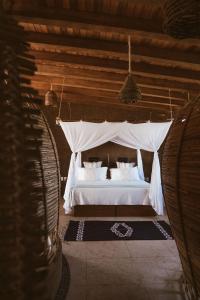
[116,162,136,168]
[110,167,140,181]
[88,157,100,162]
[77,167,107,181]
[83,161,102,168]
[117,157,129,163]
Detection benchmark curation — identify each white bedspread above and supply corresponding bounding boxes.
[65,180,150,213]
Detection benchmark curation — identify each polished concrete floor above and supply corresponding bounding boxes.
[59,210,185,300]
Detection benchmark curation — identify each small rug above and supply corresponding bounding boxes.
[64,220,173,241]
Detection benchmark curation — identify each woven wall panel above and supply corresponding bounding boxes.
[163,0,200,38]
[162,96,200,299]
[0,11,62,300]
[31,108,60,234]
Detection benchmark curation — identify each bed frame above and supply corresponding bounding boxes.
[74,205,156,217]
[62,152,155,217]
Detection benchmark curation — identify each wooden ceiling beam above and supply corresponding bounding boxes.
[35,63,200,94]
[38,90,175,114]
[30,75,187,102]
[31,82,181,111]
[30,50,200,83]
[13,10,163,37]
[13,12,200,51]
[25,31,200,67]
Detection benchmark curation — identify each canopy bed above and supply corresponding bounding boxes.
[60,121,171,216]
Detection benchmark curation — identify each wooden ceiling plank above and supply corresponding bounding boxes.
[37,89,173,113]
[30,50,200,84]
[13,12,200,50]
[30,74,188,101]
[13,11,163,37]
[31,82,181,109]
[11,5,199,114]
[25,31,200,67]
[35,63,200,93]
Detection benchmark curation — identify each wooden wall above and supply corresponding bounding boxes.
[43,102,154,192]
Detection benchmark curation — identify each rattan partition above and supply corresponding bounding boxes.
[163,0,200,38]
[0,11,62,300]
[162,96,200,299]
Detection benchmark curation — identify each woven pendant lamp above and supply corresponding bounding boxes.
[163,0,200,39]
[119,36,142,103]
[45,83,58,107]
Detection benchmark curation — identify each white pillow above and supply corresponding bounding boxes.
[110,168,122,180]
[83,161,102,168]
[116,162,136,168]
[77,167,107,181]
[110,167,140,181]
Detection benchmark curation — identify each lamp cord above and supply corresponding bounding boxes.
[68,102,71,121]
[187,91,190,103]
[128,35,131,74]
[169,88,173,121]
[58,78,64,119]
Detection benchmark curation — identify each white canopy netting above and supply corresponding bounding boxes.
[60,121,172,215]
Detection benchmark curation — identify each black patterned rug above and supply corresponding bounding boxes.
[64,220,173,241]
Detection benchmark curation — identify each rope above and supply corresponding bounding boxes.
[169,88,173,121]
[68,102,71,121]
[187,91,190,103]
[58,78,64,120]
[128,35,131,73]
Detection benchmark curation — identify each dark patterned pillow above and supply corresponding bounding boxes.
[88,157,100,162]
[117,157,129,162]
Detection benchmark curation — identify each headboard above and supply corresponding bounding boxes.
[82,142,137,168]
[82,142,153,180]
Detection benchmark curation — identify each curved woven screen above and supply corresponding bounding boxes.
[0,11,62,300]
[162,96,200,299]
[33,107,60,234]
[163,0,200,38]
